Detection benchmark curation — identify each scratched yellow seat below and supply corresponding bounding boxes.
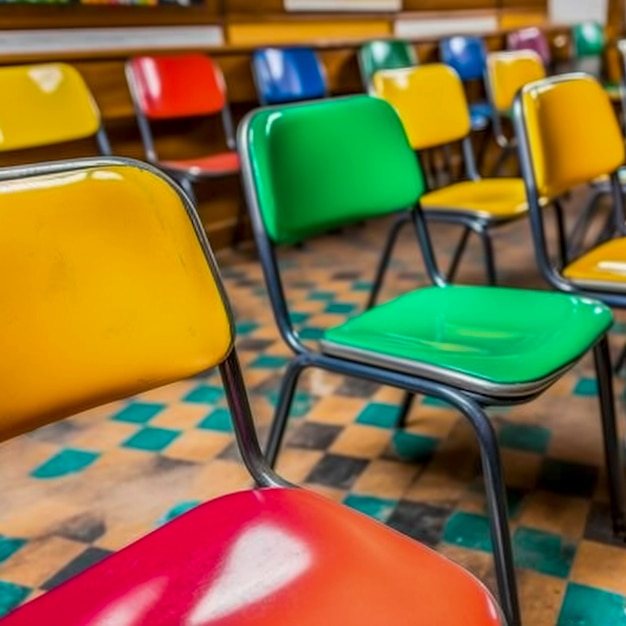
[0,63,110,155]
[372,64,552,291]
[485,50,546,176]
[514,73,626,366]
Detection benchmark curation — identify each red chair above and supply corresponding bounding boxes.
[126,54,243,240]
[0,156,504,626]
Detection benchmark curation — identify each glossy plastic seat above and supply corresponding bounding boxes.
[239,94,624,626]
[252,46,327,105]
[0,157,504,626]
[357,39,417,92]
[440,35,492,132]
[372,64,535,288]
[507,27,551,68]
[126,54,240,200]
[0,62,110,155]
[485,50,546,175]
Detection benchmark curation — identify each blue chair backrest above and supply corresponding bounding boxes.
[252,47,327,105]
[440,36,487,82]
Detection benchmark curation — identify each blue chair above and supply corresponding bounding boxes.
[440,35,492,131]
[251,46,327,105]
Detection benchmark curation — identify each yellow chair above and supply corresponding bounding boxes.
[0,156,506,626]
[485,50,546,175]
[514,73,626,369]
[372,63,556,290]
[0,63,110,155]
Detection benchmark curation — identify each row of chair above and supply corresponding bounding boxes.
[2,69,623,626]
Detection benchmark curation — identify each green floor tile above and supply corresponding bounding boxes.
[573,378,597,396]
[356,402,399,429]
[111,402,164,424]
[558,583,626,626]
[235,321,259,335]
[513,526,576,578]
[0,536,26,564]
[289,312,310,324]
[325,302,358,314]
[390,431,438,461]
[183,385,224,404]
[122,427,180,452]
[343,494,397,522]
[352,280,373,291]
[197,408,233,432]
[498,422,551,454]
[158,500,202,526]
[31,449,100,479]
[0,581,30,617]
[309,291,335,301]
[300,327,325,340]
[443,511,492,552]
[422,396,453,409]
[249,355,289,369]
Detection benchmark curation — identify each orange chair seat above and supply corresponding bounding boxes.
[161,151,240,177]
[421,178,528,222]
[0,488,501,626]
[564,238,626,291]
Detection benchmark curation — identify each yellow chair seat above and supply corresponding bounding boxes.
[564,238,626,291]
[421,179,528,222]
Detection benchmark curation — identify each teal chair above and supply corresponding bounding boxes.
[238,94,625,626]
[357,39,417,92]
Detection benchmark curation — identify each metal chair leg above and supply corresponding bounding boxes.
[366,213,410,309]
[568,188,604,258]
[265,357,308,468]
[447,226,472,283]
[552,200,568,268]
[593,336,626,536]
[614,344,626,374]
[477,228,497,285]
[396,392,416,429]
[455,395,521,626]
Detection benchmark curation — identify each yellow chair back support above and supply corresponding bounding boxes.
[0,158,233,441]
[0,63,102,151]
[372,64,471,149]
[486,50,546,113]
[517,74,626,198]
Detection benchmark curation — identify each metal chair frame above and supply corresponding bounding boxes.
[239,101,626,626]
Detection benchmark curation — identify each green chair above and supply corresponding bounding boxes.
[571,22,620,100]
[238,94,625,626]
[357,39,417,92]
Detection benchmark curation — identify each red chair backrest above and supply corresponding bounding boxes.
[128,54,227,120]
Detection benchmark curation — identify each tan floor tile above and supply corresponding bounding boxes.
[518,491,590,539]
[68,421,138,450]
[0,537,86,588]
[306,396,367,425]
[329,424,391,459]
[150,404,213,429]
[0,498,84,538]
[275,448,324,484]
[305,483,346,503]
[500,449,544,490]
[165,430,232,463]
[188,459,253,501]
[403,468,468,506]
[570,540,626,596]
[406,409,459,439]
[138,380,200,403]
[517,570,567,626]
[352,459,420,500]
[438,544,495,592]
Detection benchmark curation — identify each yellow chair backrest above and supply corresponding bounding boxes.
[0,158,233,441]
[372,64,471,150]
[486,50,546,113]
[515,74,625,199]
[0,63,102,151]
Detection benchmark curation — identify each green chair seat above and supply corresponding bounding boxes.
[321,286,612,397]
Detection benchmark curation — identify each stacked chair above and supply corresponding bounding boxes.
[238,93,626,626]
[0,156,505,626]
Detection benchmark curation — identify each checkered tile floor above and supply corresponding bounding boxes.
[1,196,626,625]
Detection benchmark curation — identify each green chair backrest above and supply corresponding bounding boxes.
[358,40,418,89]
[239,95,426,245]
[573,22,606,58]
